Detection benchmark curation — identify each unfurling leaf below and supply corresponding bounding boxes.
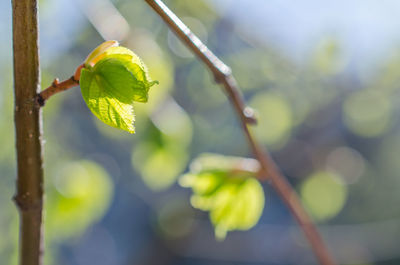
[80,41,158,133]
[179,154,265,240]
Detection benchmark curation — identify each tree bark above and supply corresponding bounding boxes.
[12,0,44,265]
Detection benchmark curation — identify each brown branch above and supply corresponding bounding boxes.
[144,1,336,265]
[12,0,44,264]
[36,64,82,107]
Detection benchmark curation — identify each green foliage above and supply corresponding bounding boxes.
[179,154,264,240]
[80,41,158,133]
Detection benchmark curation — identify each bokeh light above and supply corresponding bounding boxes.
[343,90,392,137]
[250,92,292,149]
[300,171,348,221]
[47,160,113,240]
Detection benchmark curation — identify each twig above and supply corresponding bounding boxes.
[143,1,336,265]
[36,64,83,107]
[12,0,44,264]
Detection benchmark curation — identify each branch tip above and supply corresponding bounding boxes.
[51,78,59,87]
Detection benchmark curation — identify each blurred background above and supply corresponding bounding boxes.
[2,0,400,264]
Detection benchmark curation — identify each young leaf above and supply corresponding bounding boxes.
[80,41,158,133]
[179,154,265,240]
[84,40,119,67]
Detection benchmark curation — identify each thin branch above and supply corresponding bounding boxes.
[12,0,44,264]
[36,64,82,107]
[143,1,336,265]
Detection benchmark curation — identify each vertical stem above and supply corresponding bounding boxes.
[12,1,44,265]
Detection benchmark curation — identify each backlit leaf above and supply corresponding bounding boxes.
[80,41,158,133]
[179,154,265,240]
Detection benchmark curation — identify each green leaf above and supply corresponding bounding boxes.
[179,154,265,240]
[90,46,158,89]
[80,59,136,133]
[80,42,158,133]
[84,40,119,67]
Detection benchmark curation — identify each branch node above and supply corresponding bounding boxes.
[243,107,257,125]
[13,194,43,212]
[71,75,79,83]
[35,93,45,107]
[52,78,59,87]
[213,66,231,83]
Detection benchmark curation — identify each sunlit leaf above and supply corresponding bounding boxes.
[179,154,264,240]
[84,40,119,67]
[80,42,158,133]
